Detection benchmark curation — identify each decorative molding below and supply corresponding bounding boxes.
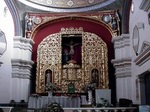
[18,0,117,12]
[139,0,150,12]
[61,27,83,34]
[11,59,34,79]
[26,10,120,39]
[13,36,35,52]
[27,0,107,8]
[140,41,150,53]
[134,41,150,66]
[112,34,130,49]
[111,58,132,78]
[5,0,21,36]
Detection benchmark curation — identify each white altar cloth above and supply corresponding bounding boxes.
[28,96,80,108]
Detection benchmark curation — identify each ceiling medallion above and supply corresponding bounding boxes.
[46,0,52,5]
[67,0,74,7]
[88,0,95,4]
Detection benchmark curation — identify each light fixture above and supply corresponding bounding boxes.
[131,2,134,13]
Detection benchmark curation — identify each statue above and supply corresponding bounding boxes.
[25,15,34,31]
[91,69,99,87]
[63,49,69,64]
[45,70,51,85]
[64,40,80,61]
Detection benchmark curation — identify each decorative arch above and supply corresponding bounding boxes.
[31,12,117,61]
[31,16,117,39]
[121,0,132,34]
[5,0,22,36]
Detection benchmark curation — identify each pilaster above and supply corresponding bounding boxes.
[11,36,34,102]
[111,34,132,101]
[111,34,131,78]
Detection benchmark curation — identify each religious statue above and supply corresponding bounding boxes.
[111,16,117,30]
[91,69,99,87]
[25,15,34,31]
[62,49,69,64]
[45,69,52,85]
[64,40,80,61]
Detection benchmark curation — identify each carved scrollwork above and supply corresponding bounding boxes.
[36,27,108,93]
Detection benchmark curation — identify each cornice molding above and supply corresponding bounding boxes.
[112,34,130,49]
[11,59,34,79]
[111,57,132,78]
[139,0,150,12]
[111,58,131,67]
[13,36,35,51]
[134,41,150,66]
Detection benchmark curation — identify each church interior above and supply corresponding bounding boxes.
[0,0,150,111]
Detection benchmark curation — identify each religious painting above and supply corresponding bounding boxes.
[61,34,82,65]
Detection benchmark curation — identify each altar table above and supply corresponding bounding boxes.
[28,96,81,108]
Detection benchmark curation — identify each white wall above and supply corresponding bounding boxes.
[129,0,150,104]
[0,0,14,103]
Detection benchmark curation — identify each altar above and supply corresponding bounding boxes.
[28,96,81,108]
[35,27,109,95]
[33,27,110,109]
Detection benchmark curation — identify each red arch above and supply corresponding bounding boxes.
[32,19,114,61]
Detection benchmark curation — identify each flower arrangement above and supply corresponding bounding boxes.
[45,102,64,112]
[96,98,113,107]
[45,82,57,91]
[84,82,96,91]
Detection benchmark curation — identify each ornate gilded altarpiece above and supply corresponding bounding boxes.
[36,27,108,93]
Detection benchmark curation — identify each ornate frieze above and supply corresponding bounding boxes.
[25,10,120,38]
